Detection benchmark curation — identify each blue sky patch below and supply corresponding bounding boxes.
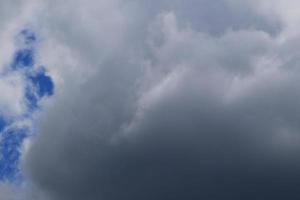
[10,29,36,70]
[0,29,54,182]
[11,49,34,69]
[0,128,27,181]
[25,69,54,111]
[0,117,6,132]
[29,70,54,97]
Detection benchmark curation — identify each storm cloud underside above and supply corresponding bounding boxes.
[2,0,300,200]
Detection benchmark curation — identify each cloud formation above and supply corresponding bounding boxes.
[2,0,300,200]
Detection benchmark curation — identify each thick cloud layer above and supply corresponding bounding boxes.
[2,0,300,200]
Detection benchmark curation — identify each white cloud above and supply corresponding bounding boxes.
[0,73,26,117]
[2,0,300,200]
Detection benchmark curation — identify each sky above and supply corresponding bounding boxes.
[2,0,300,200]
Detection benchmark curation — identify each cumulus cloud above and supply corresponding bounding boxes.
[2,0,300,200]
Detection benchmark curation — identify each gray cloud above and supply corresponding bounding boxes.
[2,0,299,200]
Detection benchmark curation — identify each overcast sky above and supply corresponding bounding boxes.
[2,0,300,200]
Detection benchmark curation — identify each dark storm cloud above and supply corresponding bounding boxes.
[10,0,300,200]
